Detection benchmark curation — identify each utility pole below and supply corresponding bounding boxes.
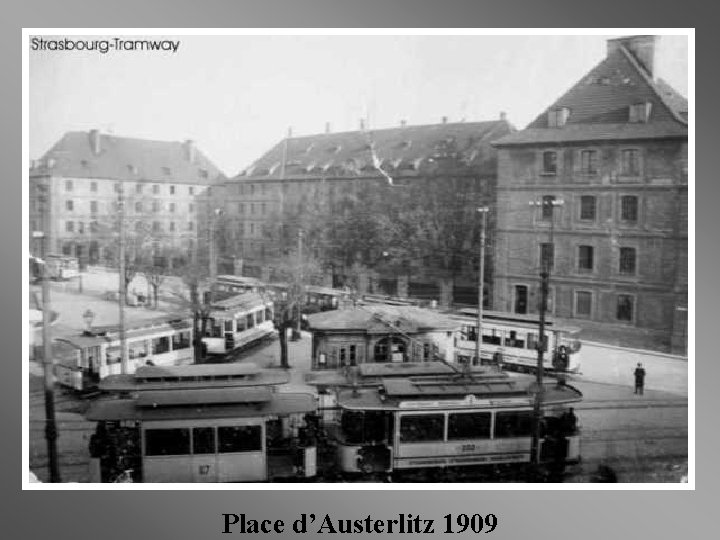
[473,207,489,374]
[208,208,223,305]
[528,197,563,470]
[118,182,128,375]
[38,179,60,482]
[294,229,304,340]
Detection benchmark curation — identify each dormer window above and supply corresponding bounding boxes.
[629,102,652,123]
[548,107,570,127]
[162,167,171,176]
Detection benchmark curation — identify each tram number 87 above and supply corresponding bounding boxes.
[444,514,498,534]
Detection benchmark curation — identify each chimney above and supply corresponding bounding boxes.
[183,139,195,163]
[607,35,657,77]
[89,129,102,155]
[400,119,407,128]
[287,126,293,138]
[325,122,331,134]
[499,111,507,121]
[441,116,448,124]
[359,119,365,131]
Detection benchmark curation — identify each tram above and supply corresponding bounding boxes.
[53,315,194,392]
[332,377,582,480]
[452,309,582,374]
[86,386,319,483]
[214,275,267,295]
[44,254,80,280]
[201,292,276,356]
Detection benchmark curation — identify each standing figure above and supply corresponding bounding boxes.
[634,363,646,395]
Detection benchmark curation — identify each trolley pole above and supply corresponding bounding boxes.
[40,235,60,482]
[294,229,304,340]
[118,182,128,375]
[474,207,489,373]
[528,198,563,471]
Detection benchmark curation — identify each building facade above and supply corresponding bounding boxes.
[306,305,460,370]
[214,118,513,308]
[29,130,224,268]
[492,36,688,353]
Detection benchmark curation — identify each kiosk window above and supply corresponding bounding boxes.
[218,425,262,453]
[448,412,491,440]
[494,411,533,438]
[400,414,445,442]
[193,427,216,454]
[145,428,190,456]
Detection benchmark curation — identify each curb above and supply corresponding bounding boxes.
[581,340,688,361]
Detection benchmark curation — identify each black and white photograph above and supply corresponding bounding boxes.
[24,30,691,485]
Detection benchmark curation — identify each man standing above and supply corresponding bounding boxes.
[634,363,646,395]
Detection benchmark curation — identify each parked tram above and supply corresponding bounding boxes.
[53,315,194,392]
[452,309,582,374]
[201,293,276,356]
[214,275,267,295]
[45,254,80,280]
[86,386,318,483]
[332,377,582,480]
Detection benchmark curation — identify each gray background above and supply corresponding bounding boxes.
[7,1,710,538]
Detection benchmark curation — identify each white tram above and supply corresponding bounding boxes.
[86,386,318,483]
[333,377,582,478]
[214,275,267,295]
[453,309,582,374]
[53,315,194,392]
[201,293,276,355]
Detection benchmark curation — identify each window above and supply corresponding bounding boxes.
[188,221,194,231]
[224,320,235,333]
[199,169,209,179]
[579,195,596,221]
[250,184,255,195]
[135,221,144,232]
[575,291,592,317]
[250,203,255,215]
[547,107,570,127]
[152,201,160,213]
[128,340,148,359]
[399,414,445,442]
[256,309,264,324]
[90,201,98,214]
[617,294,634,321]
[505,330,525,348]
[65,200,74,211]
[135,201,142,213]
[578,245,594,271]
[152,336,170,354]
[169,185,175,194]
[136,183,143,194]
[629,102,652,123]
[246,313,255,329]
[65,221,74,232]
[580,150,598,174]
[261,202,266,215]
[621,149,641,176]
[494,411,533,438]
[90,221,99,233]
[145,428,190,456]
[153,221,161,232]
[188,186,194,195]
[114,183,121,193]
[172,331,191,350]
[542,151,557,174]
[349,345,357,366]
[78,221,84,234]
[540,242,554,270]
[189,203,195,213]
[192,427,215,454]
[250,223,255,235]
[541,195,556,220]
[169,202,175,213]
[620,195,638,222]
[448,412,491,440]
[152,184,160,194]
[65,180,73,192]
[265,307,272,321]
[218,426,262,453]
[90,182,97,192]
[339,347,347,366]
[169,221,175,232]
[619,247,637,275]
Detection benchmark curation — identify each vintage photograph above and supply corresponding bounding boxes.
[25,31,690,484]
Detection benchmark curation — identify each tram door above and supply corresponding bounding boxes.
[191,426,219,482]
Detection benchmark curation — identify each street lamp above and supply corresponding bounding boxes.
[82,309,95,335]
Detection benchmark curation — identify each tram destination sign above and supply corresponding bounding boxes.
[398,395,531,409]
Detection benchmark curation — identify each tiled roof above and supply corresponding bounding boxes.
[495,41,688,146]
[30,131,225,184]
[306,304,461,332]
[234,120,514,180]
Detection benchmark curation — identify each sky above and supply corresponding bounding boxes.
[28,33,689,176]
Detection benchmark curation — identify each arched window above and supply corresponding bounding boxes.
[373,336,408,363]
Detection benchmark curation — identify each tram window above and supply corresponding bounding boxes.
[482,329,502,346]
[256,310,264,324]
[145,428,190,456]
[349,345,357,366]
[246,314,255,329]
[172,331,191,350]
[423,343,430,361]
[464,325,478,342]
[128,340,148,359]
[448,412,491,440]
[339,348,347,366]
[106,346,121,365]
[494,411,534,438]
[224,320,234,332]
[210,320,222,338]
[399,414,445,443]
[237,317,247,332]
[152,336,170,355]
[341,411,365,444]
[505,331,525,349]
[265,307,272,321]
[192,427,216,454]
[218,425,262,453]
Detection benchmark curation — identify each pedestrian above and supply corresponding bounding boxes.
[634,362,646,395]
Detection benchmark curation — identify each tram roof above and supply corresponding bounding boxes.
[86,392,316,421]
[358,362,458,377]
[135,363,260,379]
[209,292,269,312]
[452,309,581,332]
[216,275,266,286]
[307,304,461,332]
[56,316,192,346]
[136,387,273,407]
